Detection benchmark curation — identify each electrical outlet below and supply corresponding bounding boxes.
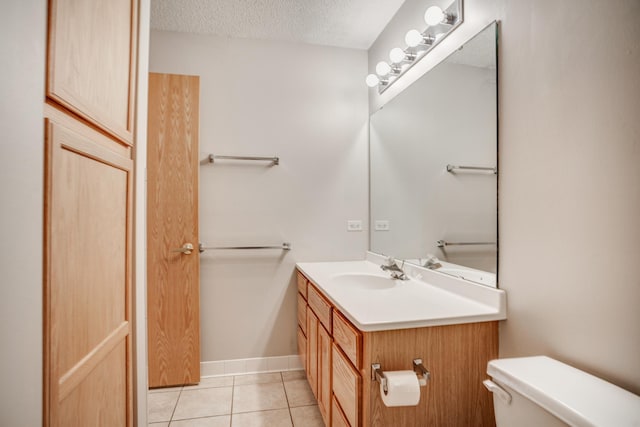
[375,220,390,231]
[347,220,363,232]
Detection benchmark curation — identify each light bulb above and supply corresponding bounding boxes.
[365,74,380,87]
[424,6,444,26]
[405,29,424,48]
[389,47,406,64]
[375,61,391,76]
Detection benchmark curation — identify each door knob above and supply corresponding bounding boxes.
[172,243,194,255]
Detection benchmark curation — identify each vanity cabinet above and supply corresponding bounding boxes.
[298,271,361,427]
[302,277,334,425]
[296,269,498,427]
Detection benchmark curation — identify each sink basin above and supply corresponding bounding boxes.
[329,273,398,290]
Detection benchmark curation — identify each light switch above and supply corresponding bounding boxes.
[375,220,390,231]
[347,220,363,232]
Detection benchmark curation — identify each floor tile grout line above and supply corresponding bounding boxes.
[161,414,231,422]
[229,377,236,426]
[280,371,297,427]
[168,386,183,424]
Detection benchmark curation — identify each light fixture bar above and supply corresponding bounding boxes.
[366,0,464,94]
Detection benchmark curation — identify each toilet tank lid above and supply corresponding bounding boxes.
[487,356,640,427]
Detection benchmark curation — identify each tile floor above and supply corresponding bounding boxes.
[148,370,325,427]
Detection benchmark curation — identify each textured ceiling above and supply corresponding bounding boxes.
[150,0,406,50]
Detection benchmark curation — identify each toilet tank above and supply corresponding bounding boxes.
[485,356,640,427]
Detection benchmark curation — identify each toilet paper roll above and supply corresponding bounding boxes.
[380,370,421,407]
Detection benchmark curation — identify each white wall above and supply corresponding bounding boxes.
[0,0,46,424]
[497,0,640,394]
[369,0,640,394]
[149,31,369,362]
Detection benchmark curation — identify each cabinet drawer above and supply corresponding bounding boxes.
[297,326,306,374]
[297,293,307,334]
[333,311,361,369]
[296,270,308,299]
[332,396,351,427]
[332,344,360,427]
[307,284,332,333]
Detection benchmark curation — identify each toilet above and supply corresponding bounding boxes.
[484,356,640,427]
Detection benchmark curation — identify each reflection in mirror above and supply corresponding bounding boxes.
[370,22,498,287]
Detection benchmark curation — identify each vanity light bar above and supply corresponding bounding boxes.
[366,0,464,93]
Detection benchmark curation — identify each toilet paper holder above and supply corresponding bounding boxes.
[372,359,431,394]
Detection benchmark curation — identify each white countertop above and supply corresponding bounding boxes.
[297,253,506,332]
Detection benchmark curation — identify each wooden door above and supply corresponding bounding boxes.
[147,73,201,388]
[44,106,133,426]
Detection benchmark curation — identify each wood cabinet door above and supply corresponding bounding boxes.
[332,397,351,427]
[147,73,201,388]
[317,323,332,425]
[297,327,307,376]
[47,0,137,144]
[297,293,307,334]
[333,344,360,427]
[44,110,133,427]
[306,307,319,398]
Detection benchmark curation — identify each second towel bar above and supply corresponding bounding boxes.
[199,242,291,252]
[208,154,279,165]
[437,240,496,248]
[446,164,497,174]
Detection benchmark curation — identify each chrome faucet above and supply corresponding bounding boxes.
[423,254,442,270]
[380,257,409,280]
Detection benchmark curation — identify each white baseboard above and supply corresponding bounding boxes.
[200,355,303,378]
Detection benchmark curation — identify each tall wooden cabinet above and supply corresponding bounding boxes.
[43,0,139,426]
[47,0,138,142]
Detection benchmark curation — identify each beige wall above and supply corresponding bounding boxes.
[0,0,46,424]
[149,31,369,362]
[497,0,640,394]
[369,0,640,394]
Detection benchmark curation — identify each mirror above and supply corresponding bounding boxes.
[370,22,498,287]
